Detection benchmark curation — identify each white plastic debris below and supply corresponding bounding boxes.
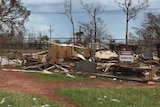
[32,98,36,101]
[97,97,101,100]
[66,73,75,78]
[42,70,53,74]
[111,99,120,102]
[76,53,86,60]
[41,104,50,107]
[97,97,104,101]
[112,78,117,81]
[0,56,14,65]
[104,96,107,98]
[0,98,5,104]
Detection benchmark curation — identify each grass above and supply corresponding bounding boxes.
[57,87,160,107]
[28,72,108,82]
[0,52,15,59]
[0,91,65,107]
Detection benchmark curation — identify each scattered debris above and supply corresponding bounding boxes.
[95,50,118,61]
[141,53,153,60]
[46,40,90,62]
[112,78,117,81]
[41,104,50,107]
[75,60,97,73]
[0,56,14,66]
[1,41,160,83]
[2,69,42,73]
[32,50,48,62]
[147,81,155,85]
[111,99,120,103]
[66,73,75,78]
[42,70,53,74]
[0,98,5,104]
[76,53,86,60]
[89,75,96,79]
[32,97,36,101]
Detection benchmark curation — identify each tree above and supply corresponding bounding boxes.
[0,0,30,49]
[116,0,149,44]
[80,0,110,44]
[75,27,83,45]
[64,0,75,44]
[128,32,139,45]
[53,39,61,44]
[0,0,30,37]
[27,32,49,49]
[135,13,160,45]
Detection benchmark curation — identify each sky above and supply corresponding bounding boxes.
[21,0,160,42]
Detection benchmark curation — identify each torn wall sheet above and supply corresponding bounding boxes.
[95,50,118,60]
[0,56,14,65]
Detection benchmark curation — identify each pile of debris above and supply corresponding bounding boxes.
[1,41,160,83]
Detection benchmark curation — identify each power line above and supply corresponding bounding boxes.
[31,12,65,14]
[30,10,119,14]
[31,8,160,14]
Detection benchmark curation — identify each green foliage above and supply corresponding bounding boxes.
[0,51,15,59]
[0,91,64,107]
[0,0,30,36]
[57,87,160,107]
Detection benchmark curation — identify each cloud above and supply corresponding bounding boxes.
[21,0,64,5]
[22,0,160,39]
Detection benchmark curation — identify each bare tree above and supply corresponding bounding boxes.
[80,0,110,44]
[79,21,110,44]
[135,13,160,45]
[116,0,149,44]
[64,0,75,44]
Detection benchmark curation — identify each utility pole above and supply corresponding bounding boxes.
[49,25,54,42]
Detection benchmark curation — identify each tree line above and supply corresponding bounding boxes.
[0,0,160,52]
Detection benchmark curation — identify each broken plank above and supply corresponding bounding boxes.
[2,68,42,73]
[44,65,56,71]
[23,62,49,70]
[95,73,147,82]
[55,64,69,73]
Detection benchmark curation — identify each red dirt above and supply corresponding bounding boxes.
[0,70,160,107]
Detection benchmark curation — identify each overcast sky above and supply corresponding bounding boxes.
[21,0,160,41]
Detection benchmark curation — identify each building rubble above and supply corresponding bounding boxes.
[1,41,160,83]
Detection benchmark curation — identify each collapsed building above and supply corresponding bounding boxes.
[1,41,160,83]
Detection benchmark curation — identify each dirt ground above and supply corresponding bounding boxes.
[0,71,160,107]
